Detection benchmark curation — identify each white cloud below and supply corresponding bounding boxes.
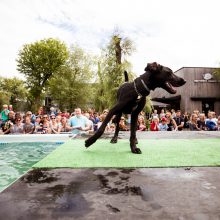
[0,0,220,78]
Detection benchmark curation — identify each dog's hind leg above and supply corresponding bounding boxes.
[130,98,146,154]
[85,103,124,148]
[110,112,122,144]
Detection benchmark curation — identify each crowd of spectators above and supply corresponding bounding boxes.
[0,104,220,135]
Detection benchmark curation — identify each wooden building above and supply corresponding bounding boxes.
[150,67,220,115]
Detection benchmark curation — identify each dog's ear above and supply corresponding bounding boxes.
[145,62,160,72]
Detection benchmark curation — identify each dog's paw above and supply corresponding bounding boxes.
[85,139,92,148]
[110,138,117,144]
[131,147,142,154]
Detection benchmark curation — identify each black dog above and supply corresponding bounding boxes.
[85,62,186,154]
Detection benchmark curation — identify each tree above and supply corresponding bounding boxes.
[213,68,220,80]
[0,77,27,111]
[47,45,95,111]
[16,38,68,112]
[93,31,136,111]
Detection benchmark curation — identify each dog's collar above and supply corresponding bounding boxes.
[134,78,151,98]
[140,79,150,93]
[133,80,142,98]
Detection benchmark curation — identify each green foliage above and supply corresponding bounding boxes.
[93,32,136,111]
[144,96,153,113]
[213,68,220,80]
[0,77,28,111]
[47,45,95,112]
[16,38,68,111]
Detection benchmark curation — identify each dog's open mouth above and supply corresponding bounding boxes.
[164,82,177,94]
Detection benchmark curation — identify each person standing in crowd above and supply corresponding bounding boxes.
[8,105,13,111]
[171,109,176,118]
[0,104,10,124]
[173,110,185,131]
[37,106,44,116]
[159,109,166,119]
[158,117,168,131]
[189,113,200,131]
[25,111,36,124]
[69,108,90,135]
[151,109,159,119]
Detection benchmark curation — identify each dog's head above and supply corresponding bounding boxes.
[145,62,186,94]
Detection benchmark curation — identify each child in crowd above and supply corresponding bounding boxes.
[150,116,159,131]
[158,117,168,131]
[137,116,146,131]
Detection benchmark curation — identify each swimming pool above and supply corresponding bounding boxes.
[0,141,63,192]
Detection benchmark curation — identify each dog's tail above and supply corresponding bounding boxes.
[124,71,129,82]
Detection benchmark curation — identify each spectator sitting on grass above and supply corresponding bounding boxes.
[69,108,90,135]
[158,117,168,131]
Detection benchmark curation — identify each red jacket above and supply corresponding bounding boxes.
[150,122,159,131]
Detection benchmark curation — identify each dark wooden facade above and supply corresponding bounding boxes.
[150,67,220,115]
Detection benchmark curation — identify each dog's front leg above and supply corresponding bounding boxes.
[85,103,124,148]
[129,98,146,154]
[130,112,142,154]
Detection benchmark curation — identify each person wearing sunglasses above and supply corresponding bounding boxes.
[10,116,24,134]
[49,114,60,134]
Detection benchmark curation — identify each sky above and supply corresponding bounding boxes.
[0,0,220,78]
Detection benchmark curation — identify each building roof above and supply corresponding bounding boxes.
[174,66,218,73]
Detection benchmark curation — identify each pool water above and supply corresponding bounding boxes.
[0,142,61,192]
